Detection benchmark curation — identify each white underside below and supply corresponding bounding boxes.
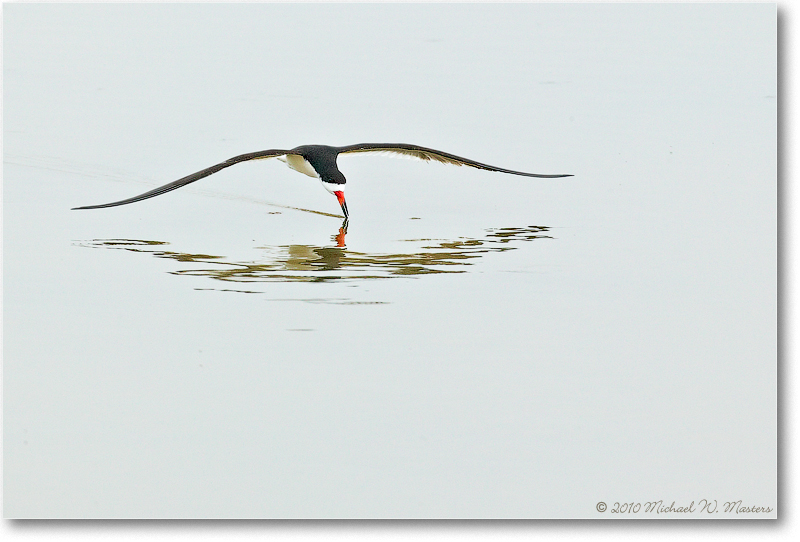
[278,155,343,195]
[278,154,319,178]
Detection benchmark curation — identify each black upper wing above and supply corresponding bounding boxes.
[337,143,572,178]
[72,149,293,210]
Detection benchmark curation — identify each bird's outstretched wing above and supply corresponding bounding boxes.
[72,149,294,210]
[337,143,572,178]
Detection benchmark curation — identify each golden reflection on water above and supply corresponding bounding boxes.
[77,224,552,284]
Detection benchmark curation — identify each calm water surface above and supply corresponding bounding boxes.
[4,3,776,518]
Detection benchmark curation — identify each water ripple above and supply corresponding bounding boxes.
[76,225,552,284]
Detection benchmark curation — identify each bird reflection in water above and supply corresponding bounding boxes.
[335,218,348,247]
[77,223,552,284]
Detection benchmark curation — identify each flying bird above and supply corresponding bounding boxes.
[72,143,572,218]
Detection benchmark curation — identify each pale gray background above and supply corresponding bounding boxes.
[4,3,776,518]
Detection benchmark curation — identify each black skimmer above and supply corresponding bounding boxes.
[72,143,572,218]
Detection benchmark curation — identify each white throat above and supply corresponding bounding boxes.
[320,180,343,195]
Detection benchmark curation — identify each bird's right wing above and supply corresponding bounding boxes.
[338,143,572,178]
[72,149,294,210]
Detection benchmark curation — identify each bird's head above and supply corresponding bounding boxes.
[320,176,348,219]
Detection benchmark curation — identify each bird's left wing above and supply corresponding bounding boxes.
[72,149,294,210]
[337,143,572,178]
